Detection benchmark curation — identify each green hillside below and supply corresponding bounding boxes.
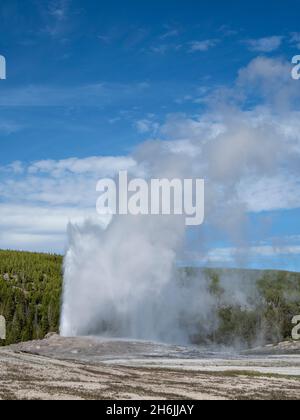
[182,268,300,347]
[0,250,62,346]
[0,250,300,348]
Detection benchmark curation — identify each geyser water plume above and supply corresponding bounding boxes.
[61,214,192,343]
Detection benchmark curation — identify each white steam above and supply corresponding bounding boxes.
[61,215,187,342]
[61,103,300,343]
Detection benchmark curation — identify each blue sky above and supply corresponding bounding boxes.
[1,0,300,271]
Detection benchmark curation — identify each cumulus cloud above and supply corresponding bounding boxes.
[238,56,290,85]
[238,56,288,80]
[158,109,300,212]
[236,56,299,109]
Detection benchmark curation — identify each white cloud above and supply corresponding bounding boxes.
[238,56,289,84]
[42,0,71,39]
[0,155,138,252]
[0,155,137,206]
[150,39,217,55]
[245,36,283,52]
[0,82,150,106]
[0,161,24,174]
[0,120,24,135]
[2,56,300,255]
[2,102,300,253]
[150,44,182,54]
[197,244,300,265]
[0,203,109,253]
[135,119,159,135]
[160,113,226,141]
[159,29,179,40]
[48,0,69,21]
[238,174,300,213]
[28,156,136,177]
[218,25,239,37]
[237,56,298,108]
[157,106,300,214]
[189,39,218,52]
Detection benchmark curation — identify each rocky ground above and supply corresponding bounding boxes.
[0,335,300,400]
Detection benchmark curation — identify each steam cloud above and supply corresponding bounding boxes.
[61,59,300,344]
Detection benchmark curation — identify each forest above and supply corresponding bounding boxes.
[183,268,300,347]
[0,250,62,346]
[0,250,300,347]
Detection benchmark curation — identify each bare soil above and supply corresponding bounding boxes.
[0,335,300,400]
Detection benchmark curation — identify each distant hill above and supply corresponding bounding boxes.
[0,250,300,347]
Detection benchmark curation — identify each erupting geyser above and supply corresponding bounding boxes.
[61,109,296,344]
[60,214,192,343]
